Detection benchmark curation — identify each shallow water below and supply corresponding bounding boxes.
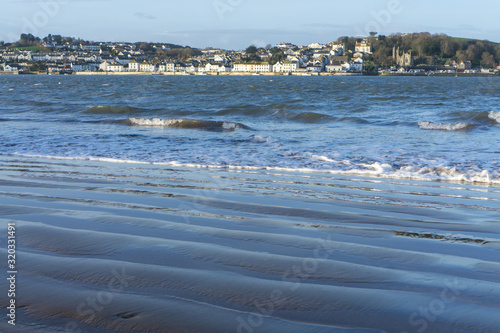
[0,155,499,332]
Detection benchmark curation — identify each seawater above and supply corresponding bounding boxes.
[1,75,499,184]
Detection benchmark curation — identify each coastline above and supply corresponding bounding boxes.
[2,70,497,77]
[1,155,499,332]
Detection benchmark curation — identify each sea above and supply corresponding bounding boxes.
[0,75,499,183]
[1,75,500,333]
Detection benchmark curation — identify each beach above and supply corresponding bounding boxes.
[1,154,500,332]
[1,74,500,332]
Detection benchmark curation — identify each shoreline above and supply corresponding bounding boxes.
[1,154,500,332]
[2,70,497,77]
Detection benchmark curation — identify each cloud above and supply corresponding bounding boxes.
[134,12,157,20]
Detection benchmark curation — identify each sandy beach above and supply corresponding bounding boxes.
[1,154,499,332]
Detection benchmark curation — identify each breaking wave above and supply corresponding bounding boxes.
[127,117,250,132]
[488,111,500,124]
[418,121,473,131]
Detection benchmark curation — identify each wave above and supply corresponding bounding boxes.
[13,153,500,186]
[488,111,500,124]
[418,121,473,131]
[290,112,334,123]
[86,105,151,114]
[249,135,273,144]
[338,116,370,124]
[127,117,250,132]
[448,110,500,125]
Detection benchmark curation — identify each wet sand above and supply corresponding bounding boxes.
[1,155,499,332]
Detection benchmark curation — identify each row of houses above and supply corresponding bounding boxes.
[1,39,372,74]
[97,56,364,74]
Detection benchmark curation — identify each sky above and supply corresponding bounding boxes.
[1,0,499,50]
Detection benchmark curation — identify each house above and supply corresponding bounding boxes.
[158,62,175,72]
[308,43,326,50]
[325,60,345,73]
[312,50,330,59]
[186,64,198,73]
[278,60,299,72]
[275,42,297,49]
[459,61,472,70]
[115,56,131,65]
[80,44,101,52]
[350,58,363,72]
[71,63,99,71]
[174,63,187,72]
[128,60,139,72]
[353,52,364,59]
[165,62,175,72]
[3,63,21,72]
[99,61,124,72]
[330,43,345,56]
[205,63,220,72]
[355,40,373,54]
[305,61,324,72]
[139,62,155,72]
[233,62,272,73]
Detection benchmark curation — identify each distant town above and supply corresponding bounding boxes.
[1,32,499,76]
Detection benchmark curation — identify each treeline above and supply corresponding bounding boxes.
[341,33,500,68]
[2,34,191,56]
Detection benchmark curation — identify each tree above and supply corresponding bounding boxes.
[369,31,378,37]
[29,61,47,72]
[481,52,495,68]
[245,45,258,54]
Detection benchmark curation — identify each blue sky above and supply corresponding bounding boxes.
[1,0,499,49]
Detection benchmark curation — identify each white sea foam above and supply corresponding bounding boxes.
[127,117,248,131]
[250,135,272,144]
[9,153,500,186]
[129,117,183,127]
[222,122,237,131]
[419,121,472,131]
[488,111,500,124]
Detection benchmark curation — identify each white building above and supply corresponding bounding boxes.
[276,42,297,49]
[71,63,99,71]
[233,63,272,73]
[204,63,220,72]
[186,64,198,73]
[128,60,139,72]
[355,41,373,54]
[273,61,299,73]
[350,58,363,72]
[139,62,155,72]
[99,61,124,72]
[80,44,101,52]
[330,43,345,56]
[308,43,326,50]
[325,61,347,72]
[158,62,175,72]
